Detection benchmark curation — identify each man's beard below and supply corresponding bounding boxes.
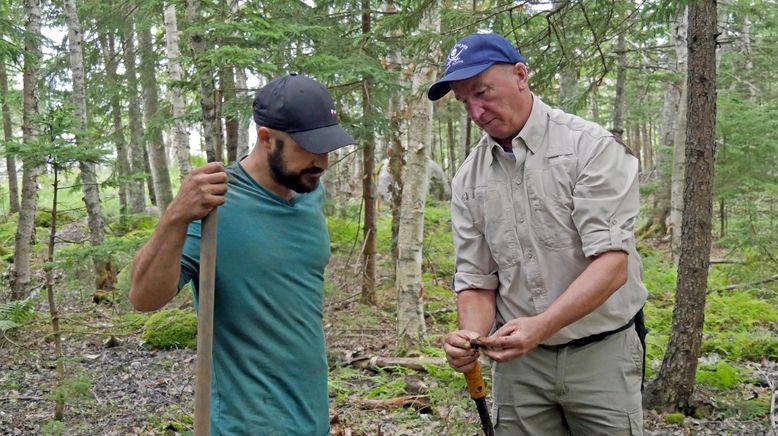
[268,139,323,193]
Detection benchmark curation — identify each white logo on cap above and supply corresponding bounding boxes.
[446,43,468,70]
[330,109,337,118]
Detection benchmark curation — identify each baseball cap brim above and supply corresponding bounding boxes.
[288,123,356,154]
[427,62,496,101]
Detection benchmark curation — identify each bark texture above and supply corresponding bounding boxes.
[644,0,717,412]
[163,3,192,180]
[12,0,43,300]
[396,3,438,347]
[0,61,19,214]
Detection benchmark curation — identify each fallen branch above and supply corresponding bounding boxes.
[351,356,446,372]
[709,258,746,265]
[708,274,778,294]
[0,395,43,402]
[359,395,430,411]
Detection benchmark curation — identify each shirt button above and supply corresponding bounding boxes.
[611,218,618,224]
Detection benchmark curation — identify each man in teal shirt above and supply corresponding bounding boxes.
[130,74,355,435]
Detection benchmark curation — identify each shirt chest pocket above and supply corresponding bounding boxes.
[526,156,579,249]
[465,186,521,269]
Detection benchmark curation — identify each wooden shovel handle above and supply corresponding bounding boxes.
[194,210,218,435]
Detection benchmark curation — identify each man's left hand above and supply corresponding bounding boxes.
[475,316,551,362]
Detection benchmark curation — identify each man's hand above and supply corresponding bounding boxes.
[167,162,229,224]
[474,316,551,362]
[443,329,483,373]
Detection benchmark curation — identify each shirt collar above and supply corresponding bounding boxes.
[483,93,549,161]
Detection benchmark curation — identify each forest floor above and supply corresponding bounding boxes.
[0,238,775,435]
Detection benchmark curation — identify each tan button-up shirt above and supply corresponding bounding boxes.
[451,96,648,345]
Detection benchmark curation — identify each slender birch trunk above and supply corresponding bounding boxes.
[122,17,147,213]
[396,2,439,346]
[139,21,173,214]
[235,67,250,157]
[101,31,130,217]
[0,61,19,214]
[670,7,689,261]
[163,3,192,180]
[187,0,220,163]
[64,0,116,290]
[612,32,626,138]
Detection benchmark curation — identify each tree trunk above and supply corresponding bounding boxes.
[612,32,626,138]
[45,167,66,421]
[235,67,250,158]
[139,22,173,214]
[360,1,376,305]
[642,121,652,171]
[222,66,239,163]
[670,7,689,262]
[0,61,19,214]
[644,0,717,413]
[101,32,129,218]
[64,0,116,291]
[163,3,192,180]
[122,17,147,213]
[387,51,404,264]
[446,114,455,180]
[396,2,438,348]
[11,0,43,301]
[187,0,220,163]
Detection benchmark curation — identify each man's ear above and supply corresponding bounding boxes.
[514,63,529,90]
[257,126,272,149]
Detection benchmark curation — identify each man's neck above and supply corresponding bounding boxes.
[240,154,295,201]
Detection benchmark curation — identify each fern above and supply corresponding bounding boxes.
[0,291,39,331]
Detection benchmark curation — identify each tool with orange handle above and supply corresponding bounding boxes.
[464,360,494,436]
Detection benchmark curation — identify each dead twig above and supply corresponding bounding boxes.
[708,273,778,294]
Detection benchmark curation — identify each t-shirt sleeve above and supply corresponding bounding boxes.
[178,220,202,292]
[571,136,640,258]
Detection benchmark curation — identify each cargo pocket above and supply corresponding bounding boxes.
[628,407,643,436]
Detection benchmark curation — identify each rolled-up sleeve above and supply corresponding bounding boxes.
[451,184,499,292]
[571,137,640,258]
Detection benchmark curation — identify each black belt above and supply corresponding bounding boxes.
[538,308,648,391]
[538,317,635,351]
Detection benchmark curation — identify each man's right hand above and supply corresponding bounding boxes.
[166,162,229,224]
[443,329,482,373]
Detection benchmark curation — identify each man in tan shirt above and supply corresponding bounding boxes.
[429,33,648,435]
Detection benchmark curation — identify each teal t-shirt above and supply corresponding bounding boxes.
[179,161,331,436]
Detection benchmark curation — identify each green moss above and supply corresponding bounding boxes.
[141,309,197,349]
[120,312,150,331]
[663,412,685,425]
[696,361,742,390]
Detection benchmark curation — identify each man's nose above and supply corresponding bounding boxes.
[315,152,329,171]
[467,101,485,122]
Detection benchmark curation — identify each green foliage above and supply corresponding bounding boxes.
[719,399,771,421]
[663,412,685,425]
[366,371,408,399]
[701,331,778,361]
[40,420,67,436]
[638,244,676,298]
[0,291,39,333]
[141,309,197,350]
[696,361,742,390]
[48,372,92,406]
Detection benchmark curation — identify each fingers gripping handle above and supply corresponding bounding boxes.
[464,361,488,400]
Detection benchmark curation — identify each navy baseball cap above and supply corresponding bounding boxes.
[253,73,355,154]
[427,33,526,101]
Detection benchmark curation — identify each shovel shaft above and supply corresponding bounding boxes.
[464,361,494,436]
[194,211,218,436]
